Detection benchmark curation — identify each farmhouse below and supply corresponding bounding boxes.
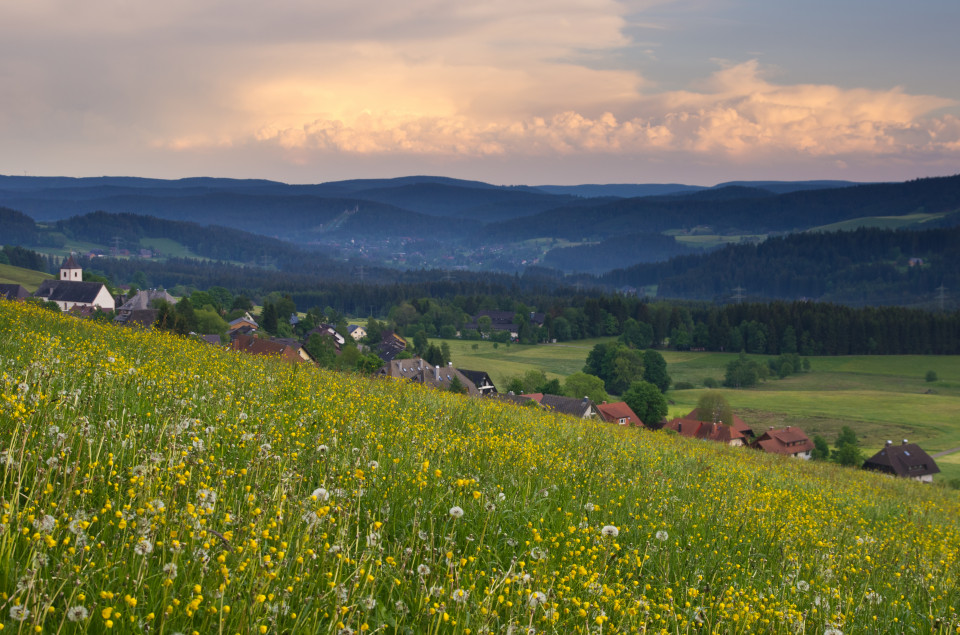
[509,393,596,418]
[379,357,481,395]
[862,440,940,483]
[664,418,748,446]
[347,324,367,341]
[680,408,754,437]
[230,333,311,365]
[596,401,642,427]
[113,289,178,327]
[457,369,497,395]
[750,426,814,459]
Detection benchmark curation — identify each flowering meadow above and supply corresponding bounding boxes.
[1,300,959,634]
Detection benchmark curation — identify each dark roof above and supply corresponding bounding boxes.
[118,290,177,311]
[200,334,222,345]
[113,309,157,328]
[539,394,595,418]
[378,331,407,362]
[61,255,81,269]
[0,284,30,301]
[457,369,497,392]
[487,392,540,407]
[34,280,109,304]
[863,442,940,478]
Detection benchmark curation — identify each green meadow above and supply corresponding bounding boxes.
[440,337,960,481]
[2,299,960,634]
[0,263,54,292]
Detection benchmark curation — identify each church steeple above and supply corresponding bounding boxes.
[60,255,82,281]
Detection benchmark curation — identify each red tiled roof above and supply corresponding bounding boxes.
[750,427,814,455]
[684,408,754,436]
[666,417,746,444]
[597,402,641,426]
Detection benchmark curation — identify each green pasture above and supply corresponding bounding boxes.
[437,338,960,480]
[0,262,54,292]
[437,337,616,388]
[139,237,204,259]
[671,234,767,249]
[809,211,949,232]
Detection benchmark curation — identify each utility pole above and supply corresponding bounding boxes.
[936,284,947,312]
[732,286,745,303]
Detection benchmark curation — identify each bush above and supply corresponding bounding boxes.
[673,381,695,390]
[703,377,719,388]
[926,370,938,382]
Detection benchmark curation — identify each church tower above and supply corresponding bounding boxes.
[60,255,82,281]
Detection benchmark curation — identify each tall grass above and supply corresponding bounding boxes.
[1,300,958,634]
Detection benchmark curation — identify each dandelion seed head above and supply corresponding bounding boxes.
[601,525,619,538]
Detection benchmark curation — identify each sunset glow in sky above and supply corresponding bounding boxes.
[2,0,958,185]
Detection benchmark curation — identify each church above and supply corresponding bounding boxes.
[33,256,116,312]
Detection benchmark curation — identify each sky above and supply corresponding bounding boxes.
[2,0,958,186]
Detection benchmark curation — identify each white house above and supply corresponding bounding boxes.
[33,257,115,312]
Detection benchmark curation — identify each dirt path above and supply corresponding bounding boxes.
[932,446,960,458]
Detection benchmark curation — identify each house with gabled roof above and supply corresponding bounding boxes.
[664,418,748,446]
[681,408,754,438]
[269,338,315,364]
[457,369,497,395]
[463,310,520,339]
[377,331,407,362]
[0,284,30,302]
[862,440,940,483]
[597,401,642,427]
[113,289,178,327]
[230,333,311,365]
[305,324,346,350]
[519,393,596,418]
[32,256,115,313]
[379,357,481,395]
[750,426,814,459]
[347,324,367,341]
[228,312,259,332]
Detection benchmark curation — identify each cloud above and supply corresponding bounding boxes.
[218,61,958,165]
[2,1,958,182]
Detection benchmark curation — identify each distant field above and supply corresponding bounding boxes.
[139,237,204,259]
[437,337,616,388]
[672,233,767,249]
[809,211,949,232]
[0,262,54,292]
[437,338,960,481]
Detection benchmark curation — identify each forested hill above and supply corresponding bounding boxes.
[485,174,960,241]
[600,226,960,306]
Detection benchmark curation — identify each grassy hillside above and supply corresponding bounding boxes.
[442,340,960,479]
[0,262,53,292]
[2,300,959,633]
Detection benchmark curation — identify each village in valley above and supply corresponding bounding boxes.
[0,254,942,485]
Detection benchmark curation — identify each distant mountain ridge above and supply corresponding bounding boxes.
[2,173,958,283]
